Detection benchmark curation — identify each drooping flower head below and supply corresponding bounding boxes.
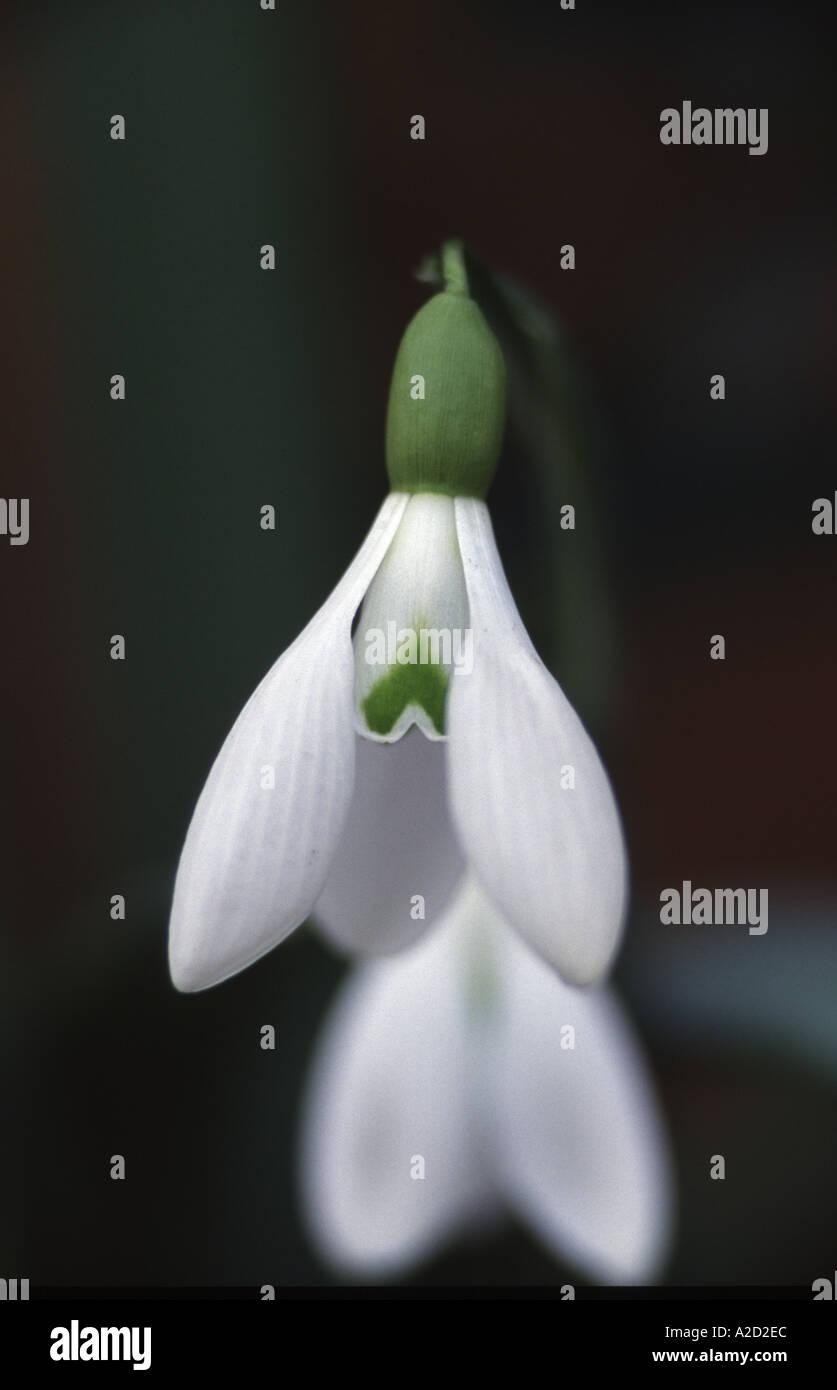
[168,242,627,992]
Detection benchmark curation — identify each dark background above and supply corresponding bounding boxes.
[4,0,836,1288]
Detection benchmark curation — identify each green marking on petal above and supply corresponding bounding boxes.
[361,659,449,737]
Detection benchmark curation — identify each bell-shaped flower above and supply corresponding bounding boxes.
[299,876,673,1283]
[168,244,627,994]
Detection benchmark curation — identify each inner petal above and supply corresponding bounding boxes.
[353,493,470,742]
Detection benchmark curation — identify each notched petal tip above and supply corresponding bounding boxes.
[353,494,468,744]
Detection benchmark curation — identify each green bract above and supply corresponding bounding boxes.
[385,243,507,499]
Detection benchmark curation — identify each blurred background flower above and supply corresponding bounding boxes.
[6,0,836,1288]
[301,876,672,1284]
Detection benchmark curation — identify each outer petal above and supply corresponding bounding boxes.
[483,903,673,1284]
[447,497,627,985]
[299,884,494,1277]
[313,730,465,956]
[168,493,409,992]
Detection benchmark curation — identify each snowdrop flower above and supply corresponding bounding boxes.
[169,243,627,993]
[300,875,673,1283]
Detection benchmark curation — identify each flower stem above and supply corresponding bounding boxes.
[441,239,469,297]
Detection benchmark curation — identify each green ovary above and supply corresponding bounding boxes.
[361,660,449,737]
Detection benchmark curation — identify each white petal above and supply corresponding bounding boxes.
[299,885,493,1277]
[313,730,465,955]
[353,493,469,742]
[484,906,673,1284]
[168,493,409,992]
[447,497,627,985]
